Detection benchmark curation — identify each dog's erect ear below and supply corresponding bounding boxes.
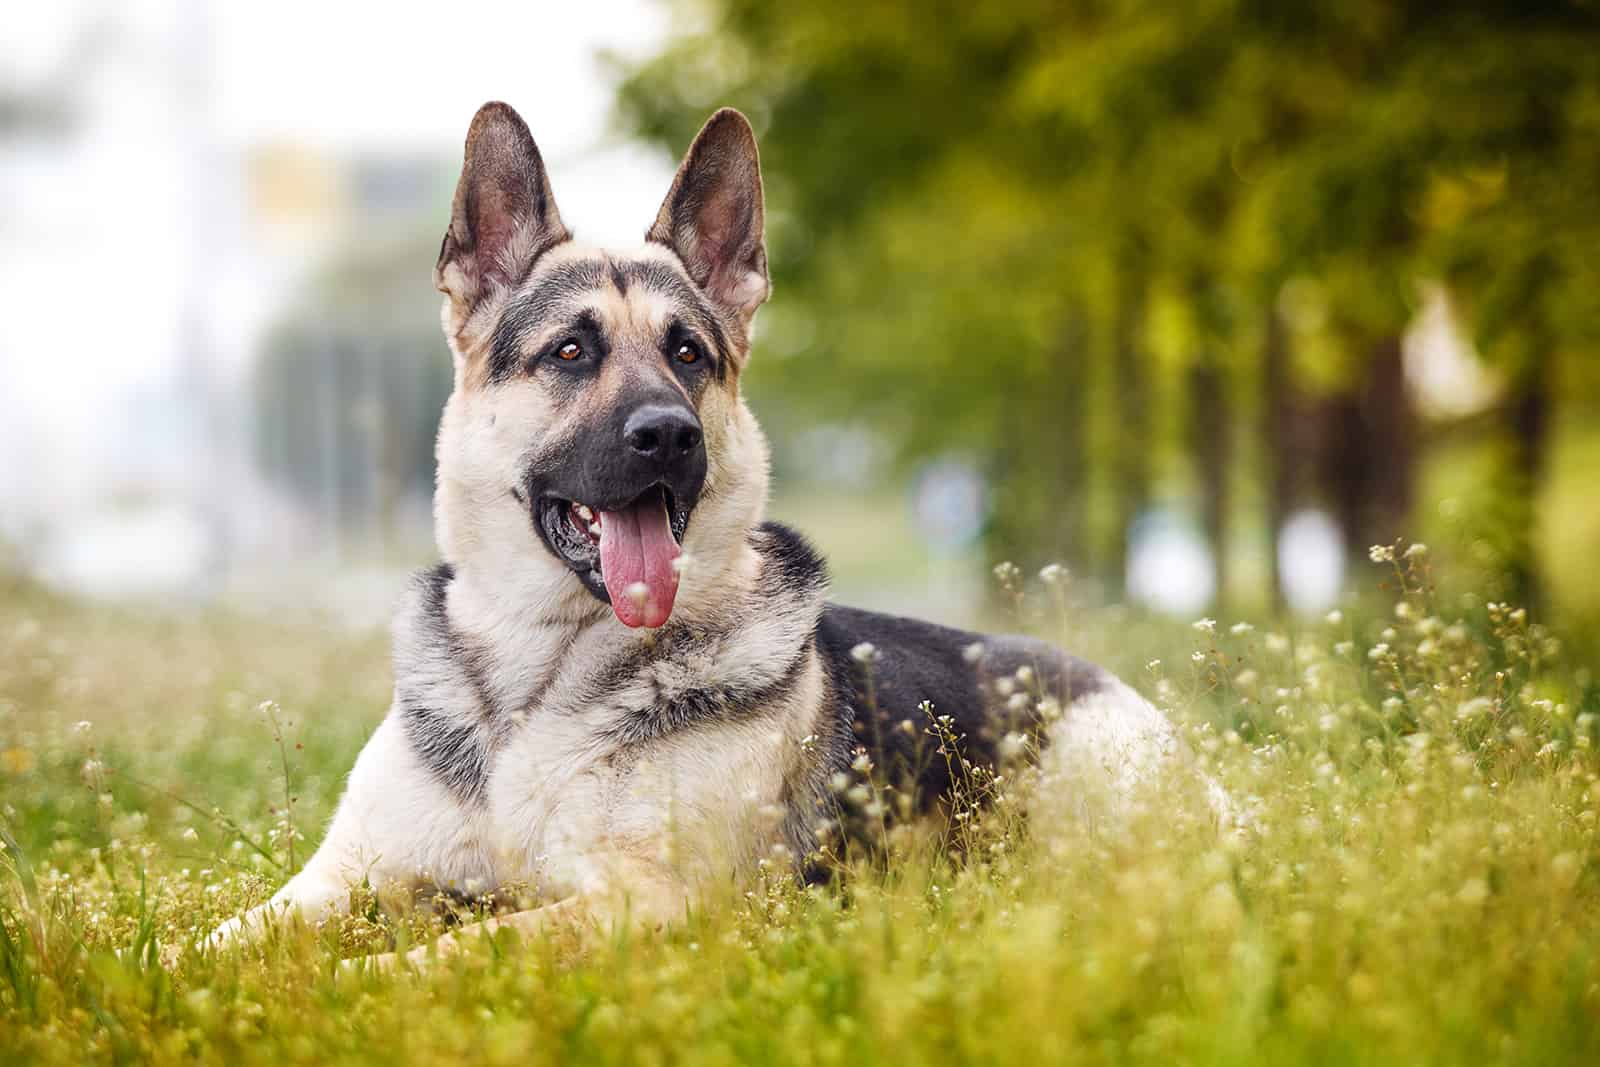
[435,102,569,319]
[647,108,769,321]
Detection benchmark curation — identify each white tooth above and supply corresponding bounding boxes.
[625,582,649,608]
[576,504,593,520]
[589,522,602,537]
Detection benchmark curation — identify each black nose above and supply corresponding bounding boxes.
[624,405,703,463]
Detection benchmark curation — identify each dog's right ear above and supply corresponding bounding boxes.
[435,102,569,332]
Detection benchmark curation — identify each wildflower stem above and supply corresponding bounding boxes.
[113,771,284,872]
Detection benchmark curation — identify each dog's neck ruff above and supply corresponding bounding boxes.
[390,522,829,805]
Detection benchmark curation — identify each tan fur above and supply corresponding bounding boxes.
[207,104,1233,973]
[206,107,800,966]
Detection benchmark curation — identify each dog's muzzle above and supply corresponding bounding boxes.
[529,400,706,628]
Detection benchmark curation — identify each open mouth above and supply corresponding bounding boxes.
[534,485,689,628]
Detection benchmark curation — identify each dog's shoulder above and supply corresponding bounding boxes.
[749,520,829,597]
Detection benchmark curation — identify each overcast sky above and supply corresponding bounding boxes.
[1,0,677,511]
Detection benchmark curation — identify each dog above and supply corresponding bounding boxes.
[210,103,1227,967]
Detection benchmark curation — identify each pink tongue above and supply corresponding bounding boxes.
[598,495,681,628]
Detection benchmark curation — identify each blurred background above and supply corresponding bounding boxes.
[3,1,1598,648]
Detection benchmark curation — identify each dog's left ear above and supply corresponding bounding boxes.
[647,108,770,322]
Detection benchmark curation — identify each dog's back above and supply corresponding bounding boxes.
[814,594,1225,843]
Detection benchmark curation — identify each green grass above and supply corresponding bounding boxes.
[2,551,1599,1066]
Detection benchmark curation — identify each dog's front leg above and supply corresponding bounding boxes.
[351,852,691,974]
[205,865,354,952]
[206,712,478,954]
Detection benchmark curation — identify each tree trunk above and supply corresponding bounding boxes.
[1261,300,1293,612]
[986,313,1091,574]
[1321,391,1365,565]
[1108,240,1151,599]
[1504,336,1551,613]
[1359,334,1415,549]
[1053,310,1091,570]
[1316,333,1415,566]
[1191,354,1229,613]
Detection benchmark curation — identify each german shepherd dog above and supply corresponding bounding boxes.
[211,103,1227,966]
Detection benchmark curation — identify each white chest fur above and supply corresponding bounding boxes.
[384,532,830,902]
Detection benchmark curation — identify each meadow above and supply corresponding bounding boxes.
[2,547,1598,1066]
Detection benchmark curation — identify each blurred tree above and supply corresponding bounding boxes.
[615,0,1600,613]
[253,231,452,550]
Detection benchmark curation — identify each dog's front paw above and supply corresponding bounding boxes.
[112,939,185,972]
[204,899,290,955]
[203,912,254,955]
[339,928,480,978]
[338,945,417,977]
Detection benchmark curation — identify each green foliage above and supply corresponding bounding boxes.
[614,0,1600,593]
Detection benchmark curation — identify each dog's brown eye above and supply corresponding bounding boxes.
[558,342,582,361]
[676,343,699,365]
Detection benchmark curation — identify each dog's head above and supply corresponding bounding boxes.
[432,102,772,629]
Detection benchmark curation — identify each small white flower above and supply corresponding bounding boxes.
[1404,543,1428,559]
[850,642,879,665]
[1369,544,1395,564]
[1193,618,1217,634]
[1325,610,1344,626]
[181,827,199,843]
[962,642,986,664]
[72,720,93,736]
[1038,563,1069,585]
[1146,659,1162,673]
[1014,665,1035,685]
[1229,622,1254,636]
